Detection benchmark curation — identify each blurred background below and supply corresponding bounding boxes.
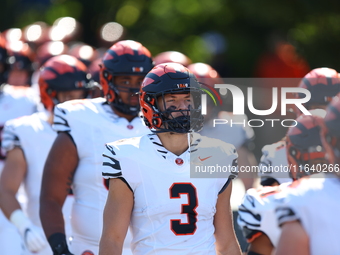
[3,1,339,250]
[1,0,340,76]
[1,0,339,158]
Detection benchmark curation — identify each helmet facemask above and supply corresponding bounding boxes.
[106,73,141,116]
[142,87,204,133]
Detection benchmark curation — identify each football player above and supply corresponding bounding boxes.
[39,40,153,255]
[237,110,327,255]
[0,33,41,255]
[258,67,340,187]
[0,55,92,254]
[275,94,340,255]
[100,63,242,255]
[6,40,35,87]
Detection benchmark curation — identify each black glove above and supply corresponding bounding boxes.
[48,233,74,255]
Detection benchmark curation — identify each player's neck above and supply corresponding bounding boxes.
[112,107,137,122]
[157,132,190,156]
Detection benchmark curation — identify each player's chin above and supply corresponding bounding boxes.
[129,100,139,106]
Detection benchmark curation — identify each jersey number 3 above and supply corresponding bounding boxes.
[169,183,198,235]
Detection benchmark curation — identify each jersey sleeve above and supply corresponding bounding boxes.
[52,103,71,133]
[102,143,123,179]
[237,186,283,246]
[1,119,22,152]
[275,191,301,227]
[102,143,134,192]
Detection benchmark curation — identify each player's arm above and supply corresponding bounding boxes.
[0,147,26,219]
[276,220,309,255]
[246,234,273,255]
[0,133,48,253]
[214,181,242,255]
[40,132,77,255]
[99,178,133,255]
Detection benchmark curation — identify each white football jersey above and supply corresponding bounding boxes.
[52,97,150,253]
[200,111,254,149]
[258,140,291,184]
[0,84,41,169]
[0,84,41,255]
[276,174,340,255]
[2,111,55,226]
[237,181,291,247]
[102,133,238,255]
[2,110,75,255]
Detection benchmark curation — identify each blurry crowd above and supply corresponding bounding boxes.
[1,16,340,255]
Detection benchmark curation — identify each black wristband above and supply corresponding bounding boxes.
[48,233,72,255]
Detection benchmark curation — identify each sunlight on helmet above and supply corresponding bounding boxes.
[47,41,65,55]
[54,17,77,37]
[49,26,65,41]
[6,28,22,42]
[190,62,218,78]
[101,22,124,42]
[25,24,42,42]
[7,41,26,52]
[78,45,94,61]
[59,54,78,66]
[169,52,188,65]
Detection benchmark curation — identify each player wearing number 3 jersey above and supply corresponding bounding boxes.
[100,63,242,255]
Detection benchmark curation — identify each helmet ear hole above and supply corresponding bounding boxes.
[152,117,162,128]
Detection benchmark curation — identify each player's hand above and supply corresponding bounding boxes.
[10,209,47,252]
[22,223,47,252]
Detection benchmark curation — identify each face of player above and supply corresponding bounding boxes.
[114,75,144,106]
[56,90,86,103]
[7,69,29,86]
[157,93,193,119]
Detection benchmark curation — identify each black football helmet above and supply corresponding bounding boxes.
[140,62,204,133]
[38,54,92,111]
[100,40,153,115]
[286,111,326,179]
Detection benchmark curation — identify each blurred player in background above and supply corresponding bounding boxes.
[238,109,327,255]
[0,32,41,255]
[258,67,340,187]
[0,55,93,255]
[6,41,35,87]
[237,67,340,255]
[276,94,340,255]
[40,40,153,255]
[100,62,241,255]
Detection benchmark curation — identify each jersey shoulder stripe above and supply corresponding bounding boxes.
[53,98,106,132]
[102,136,143,179]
